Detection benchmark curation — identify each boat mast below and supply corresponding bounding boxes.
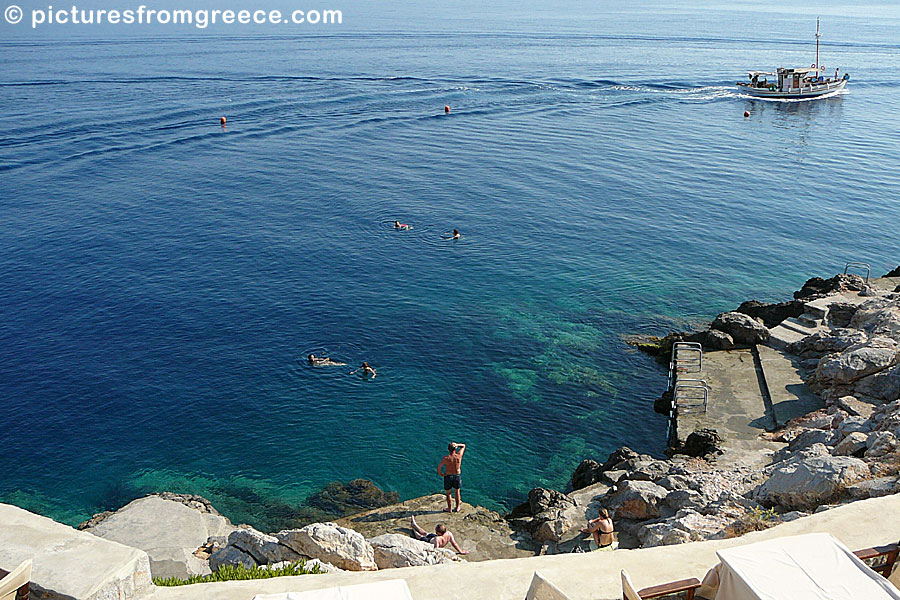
[815,17,820,69]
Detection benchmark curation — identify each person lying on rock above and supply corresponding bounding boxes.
[581,508,617,551]
[410,516,469,554]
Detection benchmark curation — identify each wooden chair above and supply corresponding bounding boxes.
[622,569,702,600]
[0,559,32,600]
[854,542,900,578]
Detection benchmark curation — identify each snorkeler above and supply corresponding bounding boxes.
[308,354,346,367]
[394,221,410,230]
[351,362,377,379]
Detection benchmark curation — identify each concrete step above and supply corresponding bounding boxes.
[803,301,829,320]
[780,317,821,336]
[796,312,822,327]
[0,504,153,600]
[756,345,824,427]
[767,324,808,350]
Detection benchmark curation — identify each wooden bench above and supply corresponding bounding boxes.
[635,577,702,599]
[622,569,701,600]
[854,542,900,578]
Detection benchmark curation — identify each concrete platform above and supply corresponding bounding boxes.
[757,345,824,427]
[675,349,783,469]
[143,492,900,600]
[0,503,153,600]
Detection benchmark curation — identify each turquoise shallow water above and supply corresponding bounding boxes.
[1,1,899,529]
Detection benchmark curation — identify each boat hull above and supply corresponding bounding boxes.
[737,78,846,99]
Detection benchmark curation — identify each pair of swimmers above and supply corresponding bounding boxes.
[308,355,376,379]
[394,221,460,240]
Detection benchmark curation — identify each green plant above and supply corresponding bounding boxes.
[152,560,324,586]
[729,506,780,537]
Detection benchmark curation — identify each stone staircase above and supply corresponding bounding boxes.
[767,304,828,350]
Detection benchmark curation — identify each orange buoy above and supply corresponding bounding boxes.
[743,110,750,118]
[444,105,450,113]
[220,116,227,126]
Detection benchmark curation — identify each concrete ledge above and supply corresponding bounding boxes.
[0,504,153,600]
[146,494,900,600]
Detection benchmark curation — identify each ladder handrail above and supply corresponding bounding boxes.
[844,261,871,283]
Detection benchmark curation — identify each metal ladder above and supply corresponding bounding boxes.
[673,379,710,414]
[844,261,871,283]
[666,342,709,443]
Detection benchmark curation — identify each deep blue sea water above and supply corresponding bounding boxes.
[2,1,899,529]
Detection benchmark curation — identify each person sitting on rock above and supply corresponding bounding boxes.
[409,516,468,554]
[581,508,617,551]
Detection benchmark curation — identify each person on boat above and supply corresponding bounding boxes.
[409,516,468,554]
[581,508,617,551]
[308,354,346,367]
[351,362,376,379]
[394,221,410,230]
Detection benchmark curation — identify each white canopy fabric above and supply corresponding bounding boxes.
[525,571,571,600]
[253,579,414,600]
[710,533,900,600]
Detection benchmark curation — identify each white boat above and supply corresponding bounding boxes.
[737,19,850,100]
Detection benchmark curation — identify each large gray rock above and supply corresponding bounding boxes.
[814,341,900,388]
[850,303,900,338]
[637,510,729,548]
[1,503,153,600]
[790,329,868,358]
[845,477,900,500]
[83,495,236,579]
[368,534,460,569]
[209,545,257,572]
[227,527,302,565]
[507,488,579,543]
[276,522,377,571]
[605,480,669,520]
[570,459,603,491]
[866,431,900,458]
[623,460,671,483]
[686,328,735,351]
[833,432,869,457]
[854,365,900,403]
[754,456,870,510]
[711,312,770,346]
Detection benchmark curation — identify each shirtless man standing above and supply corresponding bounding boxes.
[437,442,465,513]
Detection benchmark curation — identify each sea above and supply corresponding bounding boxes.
[1,0,899,530]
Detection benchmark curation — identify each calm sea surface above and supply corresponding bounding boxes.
[2,1,899,528]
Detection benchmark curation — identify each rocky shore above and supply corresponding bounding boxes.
[76,267,900,581]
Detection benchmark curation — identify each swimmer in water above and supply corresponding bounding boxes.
[308,354,346,367]
[351,362,377,379]
[451,229,460,240]
[394,221,410,230]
